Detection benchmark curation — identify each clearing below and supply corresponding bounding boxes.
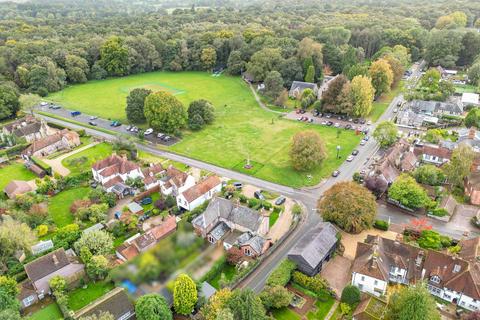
[48,72,360,187]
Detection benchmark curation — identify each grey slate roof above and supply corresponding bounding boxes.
[210,222,230,241]
[192,197,233,229]
[200,281,217,300]
[242,235,267,255]
[288,222,338,269]
[410,100,463,116]
[289,81,318,96]
[73,287,135,320]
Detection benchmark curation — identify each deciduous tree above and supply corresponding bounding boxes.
[350,75,374,117]
[386,284,440,320]
[264,71,284,100]
[173,274,197,315]
[201,47,217,71]
[126,88,151,124]
[388,174,430,209]
[0,83,19,120]
[100,36,129,76]
[259,286,293,310]
[226,289,267,320]
[373,121,398,148]
[443,144,475,188]
[290,130,327,171]
[135,293,172,320]
[144,91,187,134]
[201,289,232,320]
[74,229,113,256]
[321,74,348,113]
[369,59,393,96]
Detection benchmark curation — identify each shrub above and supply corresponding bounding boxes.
[239,194,247,203]
[165,195,176,208]
[30,156,52,175]
[341,285,361,305]
[76,129,86,137]
[248,198,259,208]
[429,208,449,217]
[291,271,328,295]
[266,259,296,287]
[292,204,302,215]
[373,219,389,231]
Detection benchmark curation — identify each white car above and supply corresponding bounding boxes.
[346,155,354,162]
[360,140,366,146]
[157,133,164,139]
[40,102,48,107]
[144,128,154,135]
[90,116,98,120]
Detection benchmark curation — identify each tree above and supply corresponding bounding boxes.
[227,51,245,75]
[417,230,443,250]
[246,48,283,82]
[201,289,232,320]
[264,71,284,100]
[458,32,480,67]
[425,30,463,68]
[74,230,113,256]
[187,99,215,130]
[226,289,267,320]
[19,93,40,115]
[388,174,430,209]
[413,165,446,186]
[465,311,480,320]
[304,64,315,83]
[321,74,348,113]
[226,247,244,265]
[135,293,173,320]
[466,108,480,128]
[350,76,374,117]
[0,217,36,269]
[386,284,440,320]
[275,89,288,107]
[65,54,89,83]
[0,276,19,313]
[383,55,404,86]
[341,285,361,305]
[86,255,109,280]
[215,308,234,320]
[290,130,327,171]
[173,274,197,315]
[369,59,393,96]
[318,181,377,233]
[468,63,480,86]
[126,88,151,124]
[201,47,217,71]
[260,286,293,310]
[144,91,187,134]
[0,84,19,120]
[444,144,475,188]
[373,121,398,148]
[100,36,129,76]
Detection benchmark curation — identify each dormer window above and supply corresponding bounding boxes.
[431,275,441,284]
[453,264,461,273]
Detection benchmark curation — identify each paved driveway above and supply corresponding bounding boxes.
[321,255,352,297]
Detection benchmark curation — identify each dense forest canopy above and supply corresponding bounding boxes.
[0,0,478,104]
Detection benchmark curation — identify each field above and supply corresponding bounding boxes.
[62,142,113,175]
[48,187,90,227]
[48,72,360,187]
[0,162,36,191]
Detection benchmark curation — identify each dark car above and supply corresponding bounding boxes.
[233,182,243,190]
[110,120,121,127]
[352,149,359,156]
[326,121,333,126]
[345,124,352,130]
[275,196,286,206]
[353,118,359,124]
[139,197,152,205]
[71,111,81,117]
[88,121,97,126]
[332,170,340,177]
[359,118,366,124]
[254,190,265,200]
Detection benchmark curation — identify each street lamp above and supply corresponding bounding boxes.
[336,145,341,159]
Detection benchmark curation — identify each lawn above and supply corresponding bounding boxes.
[62,142,113,175]
[455,84,478,94]
[48,71,360,187]
[67,281,115,311]
[272,307,302,320]
[0,162,36,191]
[27,303,63,320]
[269,210,280,227]
[306,298,336,320]
[210,263,237,289]
[48,187,90,227]
[369,81,404,122]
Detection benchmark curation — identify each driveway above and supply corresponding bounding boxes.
[449,204,480,236]
[341,229,398,260]
[42,142,98,176]
[321,255,352,297]
[267,198,294,242]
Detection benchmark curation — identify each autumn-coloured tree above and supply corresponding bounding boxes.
[290,130,327,171]
[369,58,393,96]
[200,289,233,320]
[318,181,377,233]
[226,247,244,265]
[321,74,348,113]
[350,75,375,117]
[406,217,433,235]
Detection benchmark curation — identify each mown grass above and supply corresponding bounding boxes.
[67,281,115,311]
[27,303,63,320]
[0,162,36,191]
[369,81,404,122]
[48,187,90,227]
[62,142,113,175]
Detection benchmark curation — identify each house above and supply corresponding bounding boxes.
[414,144,452,166]
[4,180,33,199]
[396,100,464,128]
[192,197,270,257]
[289,81,319,98]
[457,128,480,152]
[2,116,52,143]
[177,175,222,211]
[462,93,480,107]
[351,236,480,311]
[92,154,143,194]
[159,165,195,196]
[436,66,458,79]
[22,129,80,157]
[116,215,176,262]
[465,172,480,205]
[142,163,165,190]
[73,287,135,320]
[288,222,338,276]
[19,248,85,308]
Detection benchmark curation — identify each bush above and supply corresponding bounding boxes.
[429,208,449,217]
[248,198,260,208]
[291,271,328,295]
[30,156,52,175]
[341,285,361,305]
[76,129,86,137]
[266,259,296,287]
[239,194,247,203]
[373,219,389,231]
[292,204,302,215]
[261,201,272,210]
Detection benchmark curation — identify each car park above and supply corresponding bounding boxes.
[88,121,97,126]
[346,155,354,162]
[233,182,243,190]
[352,149,359,156]
[332,170,340,177]
[254,190,265,200]
[144,128,154,135]
[275,196,286,205]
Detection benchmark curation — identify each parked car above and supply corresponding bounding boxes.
[139,197,152,205]
[360,139,366,146]
[325,114,332,118]
[334,123,340,128]
[346,155,354,162]
[163,135,171,141]
[326,121,333,126]
[364,136,370,141]
[345,124,352,130]
[367,120,372,125]
[352,149,359,156]
[308,118,314,123]
[359,119,366,124]
[144,128,154,135]
[88,121,97,126]
[393,108,398,113]
[110,120,121,127]
[90,181,98,188]
[40,102,48,107]
[71,111,81,117]
[131,126,139,133]
[126,125,132,131]
[157,133,164,139]
[275,196,286,205]
[254,190,265,200]
[299,109,306,114]
[353,118,359,124]
[332,170,340,177]
[51,105,61,110]
[233,182,243,190]
[90,116,98,120]
[321,121,327,125]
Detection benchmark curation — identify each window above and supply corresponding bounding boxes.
[361,276,365,281]
[23,295,35,307]
[244,248,252,256]
[430,275,441,284]
[374,280,378,286]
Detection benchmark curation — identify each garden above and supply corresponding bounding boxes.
[47,71,361,187]
[0,161,36,191]
[61,142,113,175]
[48,187,90,227]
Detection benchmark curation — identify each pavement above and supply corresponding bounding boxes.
[34,66,479,292]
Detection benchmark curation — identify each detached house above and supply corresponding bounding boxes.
[2,116,52,143]
[92,154,143,196]
[19,248,85,309]
[192,197,270,257]
[159,165,195,196]
[177,175,222,211]
[289,81,319,98]
[351,236,480,311]
[22,129,80,158]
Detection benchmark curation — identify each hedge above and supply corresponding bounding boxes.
[200,256,227,283]
[30,156,52,175]
[266,259,296,287]
[291,271,328,296]
[0,142,30,157]
[373,219,389,231]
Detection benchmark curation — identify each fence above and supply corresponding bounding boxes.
[133,185,160,202]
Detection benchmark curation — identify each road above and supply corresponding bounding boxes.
[35,66,476,292]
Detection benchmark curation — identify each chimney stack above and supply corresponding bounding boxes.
[52,254,59,266]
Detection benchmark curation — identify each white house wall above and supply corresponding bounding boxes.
[351,272,387,297]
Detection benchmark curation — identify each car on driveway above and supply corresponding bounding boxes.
[332,170,340,177]
[88,121,97,126]
[275,196,286,205]
[254,190,265,200]
[346,155,354,162]
[144,128,154,135]
[352,149,359,156]
[233,182,243,190]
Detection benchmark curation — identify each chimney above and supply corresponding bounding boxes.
[52,254,59,266]
[415,250,424,267]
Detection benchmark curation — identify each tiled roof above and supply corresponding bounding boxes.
[116,243,139,261]
[73,287,135,320]
[181,176,221,203]
[103,176,123,189]
[3,180,32,198]
[92,154,139,175]
[414,144,452,160]
[149,215,177,240]
[24,248,70,282]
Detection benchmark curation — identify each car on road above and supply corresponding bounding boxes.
[88,121,97,126]
[71,111,81,117]
[332,170,340,177]
[275,196,286,206]
[352,149,359,156]
[393,108,398,113]
[360,140,366,146]
[254,190,265,200]
[110,121,121,127]
[233,182,243,190]
[346,155,354,162]
[144,128,154,135]
[40,102,48,107]
[90,116,98,120]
